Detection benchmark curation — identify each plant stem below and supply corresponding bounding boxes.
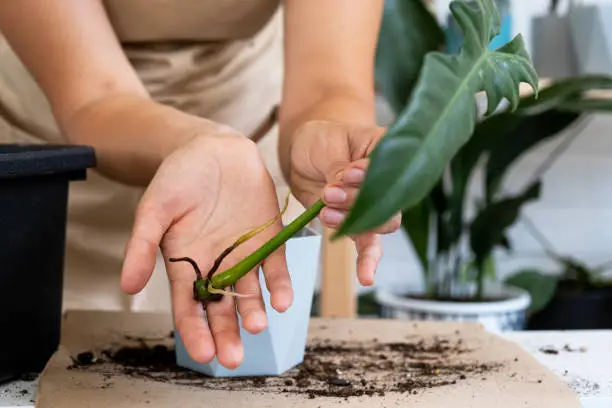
[210,199,326,289]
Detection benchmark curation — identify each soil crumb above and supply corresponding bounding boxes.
[66,336,502,399]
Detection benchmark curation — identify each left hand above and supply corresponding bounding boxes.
[288,120,401,286]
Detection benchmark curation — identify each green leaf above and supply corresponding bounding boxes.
[375,0,445,113]
[400,200,431,273]
[430,182,453,254]
[485,109,580,201]
[337,0,538,236]
[448,113,519,242]
[505,270,558,313]
[519,75,612,114]
[470,181,541,267]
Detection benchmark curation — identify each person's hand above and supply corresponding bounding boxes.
[120,131,291,369]
[288,120,401,285]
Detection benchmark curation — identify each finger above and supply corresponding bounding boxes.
[206,294,244,369]
[340,159,368,186]
[235,270,268,334]
[373,213,402,234]
[354,233,383,286]
[121,199,170,294]
[170,278,216,364]
[262,245,293,313]
[321,207,401,235]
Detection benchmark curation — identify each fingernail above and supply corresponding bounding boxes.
[324,186,347,203]
[249,311,267,331]
[344,168,365,184]
[230,344,244,367]
[322,209,345,226]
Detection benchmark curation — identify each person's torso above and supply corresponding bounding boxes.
[103,0,281,42]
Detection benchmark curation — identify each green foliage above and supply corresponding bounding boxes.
[338,0,538,236]
[341,0,612,301]
[470,182,541,268]
[375,0,445,113]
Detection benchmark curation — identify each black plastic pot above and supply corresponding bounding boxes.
[526,285,612,330]
[0,144,96,383]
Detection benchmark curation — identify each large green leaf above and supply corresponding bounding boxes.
[505,270,558,313]
[469,181,541,267]
[337,0,538,236]
[375,0,445,113]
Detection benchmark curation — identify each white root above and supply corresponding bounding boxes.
[207,284,255,298]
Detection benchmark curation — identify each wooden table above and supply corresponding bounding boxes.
[1,330,610,408]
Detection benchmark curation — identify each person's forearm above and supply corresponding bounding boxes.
[278,87,376,184]
[62,93,228,186]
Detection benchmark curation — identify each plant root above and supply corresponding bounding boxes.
[205,190,291,280]
[207,284,255,298]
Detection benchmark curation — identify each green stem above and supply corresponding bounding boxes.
[210,199,326,289]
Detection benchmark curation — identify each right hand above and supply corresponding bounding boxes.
[120,129,292,369]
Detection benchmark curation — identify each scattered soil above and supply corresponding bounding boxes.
[66,333,503,399]
[539,344,587,355]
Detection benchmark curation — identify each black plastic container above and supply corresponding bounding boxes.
[0,144,96,382]
[526,285,612,330]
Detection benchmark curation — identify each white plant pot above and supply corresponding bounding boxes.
[531,14,579,79]
[375,284,531,333]
[174,230,321,377]
[568,4,612,75]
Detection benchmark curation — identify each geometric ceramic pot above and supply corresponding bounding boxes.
[567,3,612,76]
[175,229,321,377]
[375,283,531,333]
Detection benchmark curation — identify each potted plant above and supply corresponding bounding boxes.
[168,0,540,375]
[0,144,96,383]
[505,241,612,330]
[362,0,612,331]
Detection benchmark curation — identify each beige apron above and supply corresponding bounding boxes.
[0,0,304,313]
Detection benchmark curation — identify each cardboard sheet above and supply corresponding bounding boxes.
[36,311,580,407]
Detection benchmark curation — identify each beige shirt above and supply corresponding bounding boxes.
[0,1,304,313]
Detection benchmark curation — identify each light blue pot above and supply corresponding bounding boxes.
[174,230,321,377]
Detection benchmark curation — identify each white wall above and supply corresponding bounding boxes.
[366,0,612,294]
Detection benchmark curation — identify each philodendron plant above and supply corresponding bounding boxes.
[171,0,540,308]
[368,0,612,301]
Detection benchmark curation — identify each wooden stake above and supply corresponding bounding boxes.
[319,227,356,318]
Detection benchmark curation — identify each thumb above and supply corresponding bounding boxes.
[121,198,171,294]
